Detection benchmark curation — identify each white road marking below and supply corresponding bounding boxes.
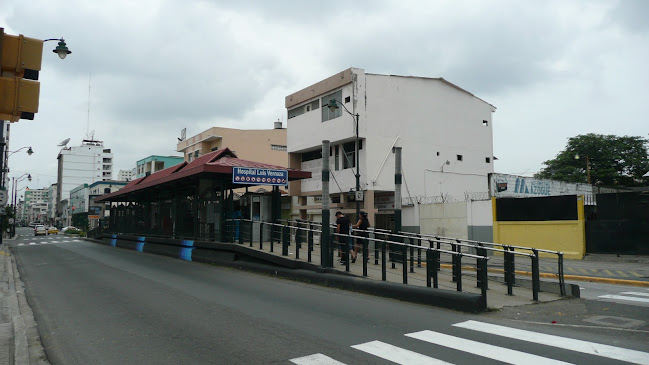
[351,340,453,365]
[290,353,347,365]
[620,291,649,297]
[406,330,572,365]
[454,320,649,365]
[598,294,649,304]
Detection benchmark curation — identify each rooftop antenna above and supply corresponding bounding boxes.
[57,138,70,147]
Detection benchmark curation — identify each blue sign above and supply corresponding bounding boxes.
[232,167,288,186]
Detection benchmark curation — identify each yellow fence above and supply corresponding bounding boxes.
[492,197,586,260]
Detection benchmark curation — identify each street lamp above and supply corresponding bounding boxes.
[11,173,31,236]
[43,38,72,59]
[7,146,34,157]
[328,98,361,220]
[575,154,591,184]
[2,146,33,191]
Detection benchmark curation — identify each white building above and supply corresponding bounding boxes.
[117,169,135,181]
[56,138,113,225]
[286,67,495,233]
[24,188,49,224]
[46,184,57,225]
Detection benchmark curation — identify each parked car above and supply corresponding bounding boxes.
[34,224,44,233]
[61,226,78,233]
[47,227,59,235]
[34,226,47,236]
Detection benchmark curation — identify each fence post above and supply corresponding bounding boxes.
[456,253,463,292]
[270,224,275,253]
[479,256,488,308]
[451,243,457,282]
[362,238,368,277]
[249,220,254,247]
[426,249,432,287]
[433,249,439,288]
[532,249,540,301]
[476,245,488,290]
[282,225,289,256]
[238,220,243,245]
[558,252,566,296]
[381,239,387,281]
[402,243,408,284]
[505,249,514,296]
[409,237,415,273]
[259,222,264,250]
[307,225,313,263]
[417,235,422,268]
[374,232,379,265]
[295,226,302,260]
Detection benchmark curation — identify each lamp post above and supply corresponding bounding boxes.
[11,173,31,236]
[328,99,361,220]
[43,38,72,59]
[575,154,591,184]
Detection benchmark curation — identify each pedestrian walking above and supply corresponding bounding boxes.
[335,211,351,264]
[352,211,370,263]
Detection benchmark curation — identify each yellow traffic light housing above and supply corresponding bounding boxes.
[0,28,43,121]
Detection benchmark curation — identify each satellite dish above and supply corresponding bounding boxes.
[58,138,70,147]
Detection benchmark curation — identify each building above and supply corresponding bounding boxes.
[24,188,49,224]
[69,180,128,229]
[176,125,287,166]
[286,67,495,234]
[135,156,184,178]
[46,184,57,225]
[117,169,135,181]
[56,138,113,225]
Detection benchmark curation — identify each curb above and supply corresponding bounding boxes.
[438,264,649,288]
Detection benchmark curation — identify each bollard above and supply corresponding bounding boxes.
[532,249,540,301]
[282,225,289,256]
[381,240,387,281]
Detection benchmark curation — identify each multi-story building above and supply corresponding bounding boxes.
[176,125,287,165]
[117,169,135,181]
[24,188,49,224]
[69,180,128,229]
[286,67,495,233]
[45,184,57,225]
[56,138,113,225]
[135,156,184,178]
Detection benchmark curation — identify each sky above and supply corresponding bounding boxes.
[2,0,648,193]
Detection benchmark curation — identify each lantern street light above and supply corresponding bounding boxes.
[328,98,361,220]
[43,38,72,59]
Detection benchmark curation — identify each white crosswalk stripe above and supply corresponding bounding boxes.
[598,294,649,304]
[453,320,649,365]
[17,238,81,247]
[598,290,649,306]
[290,320,649,365]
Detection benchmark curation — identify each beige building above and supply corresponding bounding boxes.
[177,124,287,167]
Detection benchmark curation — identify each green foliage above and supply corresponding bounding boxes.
[535,134,649,186]
[1,205,14,233]
[64,229,82,235]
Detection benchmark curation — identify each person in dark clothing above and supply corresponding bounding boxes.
[352,211,370,262]
[335,211,351,264]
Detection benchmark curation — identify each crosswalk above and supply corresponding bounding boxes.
[290,320,649,365]
[598,290,649,307]
[17,236,83,247]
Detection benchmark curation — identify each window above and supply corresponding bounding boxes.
[485,157,491,163]
[301,149,322,162]
[271,145,287,151]
[483,120,488,126]
[288,100,319,119]
[457,154,463,161]
[342,141,356,169]
[321,90,342,122]
[334,145,339,171]
[104,188,111,194]
[345,96,351,103]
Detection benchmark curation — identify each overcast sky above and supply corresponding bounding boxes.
[2,0,648,192]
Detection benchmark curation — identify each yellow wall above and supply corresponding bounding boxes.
[492,197,586,260]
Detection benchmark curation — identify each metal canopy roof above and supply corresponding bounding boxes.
[96,147,310,202]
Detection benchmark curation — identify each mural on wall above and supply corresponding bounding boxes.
[489,173,593,198]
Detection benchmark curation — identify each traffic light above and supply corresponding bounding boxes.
[0,28,43,122]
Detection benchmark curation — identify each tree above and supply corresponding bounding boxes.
[535,134,649,187]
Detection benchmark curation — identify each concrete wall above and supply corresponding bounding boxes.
[492,197,586,259]
[419,200,493,241]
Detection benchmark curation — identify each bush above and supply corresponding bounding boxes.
[64,229,82,235]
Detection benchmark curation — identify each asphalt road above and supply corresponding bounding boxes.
[10,229,649,364]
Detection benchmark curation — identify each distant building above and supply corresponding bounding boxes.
[56,138,113,225]
[117,169,135,181]
[136,155,184,178]
[46,184,57,225]
[69,180,128,229]
[176,125,287,166]
[24,188,49,224]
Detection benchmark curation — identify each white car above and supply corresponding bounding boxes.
[61,226,78,233]
[34,225,47,236]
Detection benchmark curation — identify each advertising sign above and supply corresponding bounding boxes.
[232,167,288,186]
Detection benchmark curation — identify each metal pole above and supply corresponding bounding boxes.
[321,140,332,268]
[355,113,360,221]
[0,120,4,245]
